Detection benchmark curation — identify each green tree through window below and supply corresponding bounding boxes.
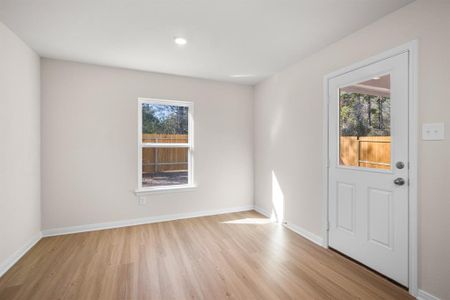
[339,92,390,137]
[142,104,188,135]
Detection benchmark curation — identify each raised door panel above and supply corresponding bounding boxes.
[367,188,393,249]
[336,182,355,233]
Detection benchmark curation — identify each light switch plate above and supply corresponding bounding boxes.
[422,123,445,141]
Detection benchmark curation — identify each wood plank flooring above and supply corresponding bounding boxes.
[0,210,413,300]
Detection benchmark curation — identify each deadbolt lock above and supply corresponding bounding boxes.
[396,161,405,169]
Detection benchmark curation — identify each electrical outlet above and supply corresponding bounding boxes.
[138,197,147,205]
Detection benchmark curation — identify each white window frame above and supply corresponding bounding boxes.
[136,97,194,194]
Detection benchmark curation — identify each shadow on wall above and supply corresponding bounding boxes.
[271,171,285,223]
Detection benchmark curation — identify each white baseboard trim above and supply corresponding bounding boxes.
[254,205,324,247]
[417,289,441,300]
[253,205,272,218]
[0,232,42,278]
[42,205,254,237]
[283,221,324,247]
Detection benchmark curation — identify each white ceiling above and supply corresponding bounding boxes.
[0,0,413,84]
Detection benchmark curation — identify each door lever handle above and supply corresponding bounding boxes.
[394,178,405,186]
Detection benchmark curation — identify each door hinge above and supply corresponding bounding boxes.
[326,221,330,231]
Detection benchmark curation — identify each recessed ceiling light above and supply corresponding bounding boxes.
[372,76,381,80]
[174,37,187,46]
[230,74,254,78]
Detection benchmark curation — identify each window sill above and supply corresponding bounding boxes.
[134,184,197,196]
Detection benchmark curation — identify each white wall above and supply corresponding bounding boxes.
[0,23,41,271]
[41,59,253,231]
[254,0,450,298]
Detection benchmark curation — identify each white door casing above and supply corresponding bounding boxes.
[328,52,409,286]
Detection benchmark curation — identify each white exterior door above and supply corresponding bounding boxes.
[328,52,409,286]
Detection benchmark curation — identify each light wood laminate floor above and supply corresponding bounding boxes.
[0,210,413,300]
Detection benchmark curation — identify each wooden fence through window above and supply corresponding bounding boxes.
[339,136,391,170]
[142,134,188,173]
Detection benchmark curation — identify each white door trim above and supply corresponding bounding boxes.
[322,40,418,297]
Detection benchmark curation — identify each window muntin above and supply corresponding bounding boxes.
[138,99,193,190]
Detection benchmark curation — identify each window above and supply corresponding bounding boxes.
[339,74,391,170]
[137,98,194,191]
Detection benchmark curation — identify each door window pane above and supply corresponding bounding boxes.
[142,147,188,187]
[339,74,391,170]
